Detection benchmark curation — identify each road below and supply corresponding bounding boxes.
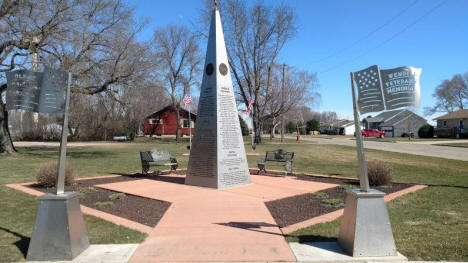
[14,138,468,161]
[286,136,468,161]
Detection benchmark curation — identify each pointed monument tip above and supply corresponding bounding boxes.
[214,0,218,10]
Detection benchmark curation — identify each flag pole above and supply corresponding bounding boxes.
[251,115,255,151]
[351,72,370,192]
[188,104,192,150]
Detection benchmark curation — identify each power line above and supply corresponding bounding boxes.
[310,0,419,64]
[319,0,448,74]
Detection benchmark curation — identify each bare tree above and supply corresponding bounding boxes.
[120,85,169,139]
[0,0,151,153]
[261,64,319,139]
[151,25,201,142]
[426,73,468,115]
[320,111,338,123]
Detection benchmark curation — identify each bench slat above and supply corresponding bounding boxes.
[257,149,294,175]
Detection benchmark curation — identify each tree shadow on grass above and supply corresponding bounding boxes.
[18,147,117,160]
[17,147,58,159]
[67,150,117,159]
[0,226,30,258]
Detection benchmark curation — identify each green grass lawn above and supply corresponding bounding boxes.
[435,142,468,148]
[0,136,467,261]
[363,137,458,143]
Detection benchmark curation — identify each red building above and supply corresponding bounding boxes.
[144,106,196,136]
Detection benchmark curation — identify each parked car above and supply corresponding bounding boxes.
[361,128,386,138]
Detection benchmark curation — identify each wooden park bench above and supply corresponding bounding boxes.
[139,149,178,174]
[257,149,294,175]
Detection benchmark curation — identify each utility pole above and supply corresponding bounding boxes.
[32,36,39,125]
[280,64,285,143]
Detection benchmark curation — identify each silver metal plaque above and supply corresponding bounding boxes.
[6,67,67,115]
[5,70,43,112]
[354,65,385,114]
[380,66,421,110]
[354,65,422,114]
[39,67,68,114]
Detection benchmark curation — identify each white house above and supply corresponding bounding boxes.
[319,119,357,135]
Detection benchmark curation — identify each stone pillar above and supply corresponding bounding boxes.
[338,189,397,257]
[27,192,89,261]
[186,6,251,189]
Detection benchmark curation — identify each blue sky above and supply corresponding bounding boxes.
[128,0,468,121]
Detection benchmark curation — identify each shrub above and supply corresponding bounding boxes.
[95,201,113,209]
[36,161,76,187]
[321,198,343,206]
[80,186,97,194]
[109,193,126,201]
[367,160,392,186]
[239,115,250,136]
[306,119,319,133]
[313,192,328,198]
[340,184,354,190]
[418,124,434,138]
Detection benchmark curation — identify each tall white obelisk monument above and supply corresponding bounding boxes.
[186,3,251,189]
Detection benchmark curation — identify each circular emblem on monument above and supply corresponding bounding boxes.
[205,63,214,75]
[219,63,228,76]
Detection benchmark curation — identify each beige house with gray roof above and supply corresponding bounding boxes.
[434,109,468,138]
[362,109,427,137]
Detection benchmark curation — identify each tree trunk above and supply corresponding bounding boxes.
[175,107,181,142]
[253,117,262,144]
[0,100,16,155]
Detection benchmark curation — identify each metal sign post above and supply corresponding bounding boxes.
[350,72,370,192]
[56,72,71,195]
[24,70,89,261]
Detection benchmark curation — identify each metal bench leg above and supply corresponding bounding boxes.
[257,164,265,174]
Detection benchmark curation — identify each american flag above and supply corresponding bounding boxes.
[354,65,385,114]
[245,99,254,115]
[183,95,192,107]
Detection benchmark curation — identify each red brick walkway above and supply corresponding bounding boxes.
[97,174,338,262]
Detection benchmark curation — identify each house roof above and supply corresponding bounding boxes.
[145,105,197,120]
[365,109,426,127]
[433,109,468,120]
[320,119,354,128]
[364,109,405,123]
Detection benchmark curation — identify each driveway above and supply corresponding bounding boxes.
[287,136,468,161]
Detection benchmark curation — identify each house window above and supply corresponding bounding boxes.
[182,120,194,128]
[149,119,162,125]
[443,121,447,126]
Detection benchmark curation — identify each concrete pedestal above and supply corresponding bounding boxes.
[338,189,397,257]
[27,192,89,261]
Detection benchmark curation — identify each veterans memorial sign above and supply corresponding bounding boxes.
[336,65,420,257]
[350,64,422,192]
[354,65,421,114]
[6,67,67,115]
